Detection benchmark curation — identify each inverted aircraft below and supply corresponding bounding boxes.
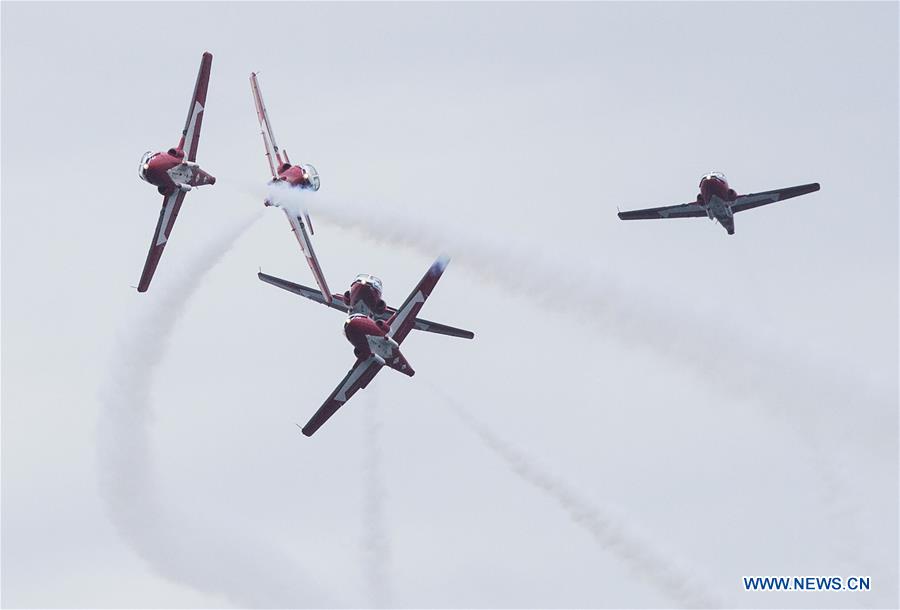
[250,72,331,303]
[136,52,216,292]
[617,172,820,234]
[259,257,474,436]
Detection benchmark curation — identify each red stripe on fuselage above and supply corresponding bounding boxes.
[277,165,313,188]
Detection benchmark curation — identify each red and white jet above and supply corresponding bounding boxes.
[250,72,331,303]
[136,52,216,292]
[259,256,474,437]
[617,172,820,235]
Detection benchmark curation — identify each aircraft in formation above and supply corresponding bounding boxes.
[134,51,821,436]
[136,52,216,292]
[259,257,474,436]
[250,73,332,303]
[617,172,820,235]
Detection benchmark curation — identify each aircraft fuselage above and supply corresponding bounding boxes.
[698,173,738,235]
[341,275,413,375]
[139,149,215,196]
[276,164,312,187]
[264,162,321,206]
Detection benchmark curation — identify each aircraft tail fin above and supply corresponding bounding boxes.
[384,347,415,377]
[720,216,735,235]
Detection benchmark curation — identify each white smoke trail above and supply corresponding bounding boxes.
[361,389,391,608]
[269,184,894,573]
[267,184,891,456]
[425,381,726,609]
[98,210,332,608]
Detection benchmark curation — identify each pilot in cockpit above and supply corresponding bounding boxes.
[354,274,383,292]
[138,151,155,181]
[699,171,727,186]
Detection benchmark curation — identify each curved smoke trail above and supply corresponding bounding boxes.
[269,184,894,576]
[425,381,726,609]
[98,210,331,608]
[269,185,891,454]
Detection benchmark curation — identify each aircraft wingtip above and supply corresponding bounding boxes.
[296,421,316,437]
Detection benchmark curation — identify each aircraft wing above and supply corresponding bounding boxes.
[731,182,820,214]
[178,52,212,162]
[258,271,346,312]
[281,210,332,303]
[257,271,474,339]
[618,201,707,220]
[388,256,450,345]
[250,72,284,178]
[302,355,384,436]
[137,189,188,292]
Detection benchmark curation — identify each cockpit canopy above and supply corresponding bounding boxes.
[699,171,727,186]
[354,274,383,293]
[138,151,155,181]
[300,164,321,191]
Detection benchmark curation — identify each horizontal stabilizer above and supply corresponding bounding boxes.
[413,318,474,339]
[385,348,415,377]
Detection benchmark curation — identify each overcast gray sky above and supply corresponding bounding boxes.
[2,2,897,609]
